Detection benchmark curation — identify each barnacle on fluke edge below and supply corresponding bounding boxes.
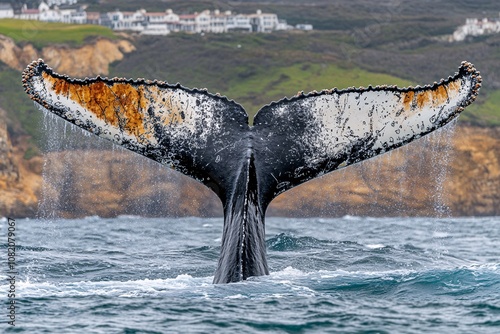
[22,59,481,283]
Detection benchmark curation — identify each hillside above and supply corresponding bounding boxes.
[0,18,116,48]
[0,1,499,217]
[85,0,500,31]
[109,31,500,126]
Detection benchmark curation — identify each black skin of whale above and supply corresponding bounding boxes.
[22,60,481,283]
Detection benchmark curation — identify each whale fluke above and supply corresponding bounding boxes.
[22,60,481,283]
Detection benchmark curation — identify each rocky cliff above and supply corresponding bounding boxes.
[0,108,41,217]
[0,34,135,77]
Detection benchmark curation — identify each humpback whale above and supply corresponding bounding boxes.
[22,60,481,283]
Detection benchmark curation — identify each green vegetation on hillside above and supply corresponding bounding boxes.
[223,63,412,117]
[0,19,116,48]
[463,90,500,127]
[0,62,44,155]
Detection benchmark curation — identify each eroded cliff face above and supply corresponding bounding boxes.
[0,35,38,73]
[448,126,500,215]
[0,35,135,77]
[0,108,41,217]
[6,124,498,218]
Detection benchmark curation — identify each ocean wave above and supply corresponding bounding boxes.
[5,275,212,299]
[5,263,497,300]
[266,233,332,251]
[116,214,143,220]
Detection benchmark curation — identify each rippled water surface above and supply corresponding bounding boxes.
[1,216,499,333]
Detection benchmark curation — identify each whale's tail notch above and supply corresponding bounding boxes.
[22,60,481,283]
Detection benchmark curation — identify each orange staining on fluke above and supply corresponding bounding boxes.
[402,91,415,111]
[400,77,462,114]
[415,89,431,109]
[432,84,450,105]
[43,71,148,139]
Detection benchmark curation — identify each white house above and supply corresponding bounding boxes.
[39,2,62,22]
[142,12,169,35]
[59,9,73,23]
[47,0,78,5]
[178,14,197,32]
[144,9,179,25]
[178,11,212,33]
[452,16,500,41]
[209,10,226,33]
[0,3,14,18]
[249,10,279,32]
[107,10,146,32]
[194,11,211,33]
[37,1,86,24]
[226,12,252,32]
[69,9,86,24]
[142,10,180,35]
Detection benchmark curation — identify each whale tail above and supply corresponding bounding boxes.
[22,60,481,283]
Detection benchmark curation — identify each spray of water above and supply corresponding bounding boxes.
[428,119,459,218]
[426,119,459,259]
[36,106,181,220]
[38,108,65,220]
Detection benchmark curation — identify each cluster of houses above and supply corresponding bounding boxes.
[0,1,313,35]
[451,14,500,42]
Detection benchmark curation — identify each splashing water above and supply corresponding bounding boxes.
[429,119,459,217]
[37,107,184,219]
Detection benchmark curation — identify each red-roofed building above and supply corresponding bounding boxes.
[86,12,100,25]
[18,5,40,20]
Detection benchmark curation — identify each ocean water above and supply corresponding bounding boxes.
[1,215,499,333]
